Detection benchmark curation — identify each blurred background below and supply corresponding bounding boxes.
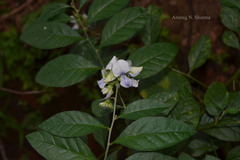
[0,0,239,159]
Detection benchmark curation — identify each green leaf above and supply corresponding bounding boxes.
[126,152,177,160]
[106,149,120,160]
[128,43,178,79]
[70,39,100,66]
[36,54,100,87]
[226,91,240,114]
[178,152,195,160]
[38,3,70,21]
[80,0,90,8]
[113,117,196,151]
[169,86,200,128]
[93,115,110,149]
[226,145,240,160]
[88,0,130,23]
[39,111,108,137]
[21,21,82,49]
[26,131,96,160]
[204,82,229,116]
[220,6,239,32]
[141,5,162,45]
[50,13,72,23]
[205,155,220,160]
[100,7,146,47]
[139,69,191,97]
[188,35,211,72]
[220,0,240,9]
[222,30,240,49]
[203,117,240,141]
[188,139,217,157]
[148,91,179,115]
[118,99,174,120]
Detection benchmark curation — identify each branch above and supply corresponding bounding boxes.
[0,0,33,20]
[0,87,45,95]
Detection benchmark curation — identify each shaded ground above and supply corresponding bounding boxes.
[0,0,239,159]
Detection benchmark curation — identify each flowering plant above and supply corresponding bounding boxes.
[20,0,240,159]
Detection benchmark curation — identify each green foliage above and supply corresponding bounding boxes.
[126,152,177,160]
[26,131,97,160]
[141,5,163,45]
[36,55,100,87]
[21,21,82,49]
[100,7,147,47]
[178,152,195,160]
[38,3,70,21]
[188,35,211,73]
[128,43,178,79]
[88,0,130,23]
[118,99,174,120]
[226,145,240,160]
[19,0,240,159]
[39,111,108,137]
[114,117,196,151]
[220,6,239,32]
[204,82,229,116]
[169,86,200,128]
[222,30,240,49]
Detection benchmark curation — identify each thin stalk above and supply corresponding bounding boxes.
[226,68,240,87]
[71,1,104,68]
[119,92,126,108]
[104,85,119,160]
[169,67,208,88]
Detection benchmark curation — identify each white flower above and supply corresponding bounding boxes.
[120,75,139,88]
[112,60,131,77]
[106,56,117,70]
[70,15,79,30]
[97,56,143,104]
[129,67,143,77]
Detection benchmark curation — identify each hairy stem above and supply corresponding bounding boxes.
[71,1,104,68]
[169,67,208,88]
[104,85,119,160]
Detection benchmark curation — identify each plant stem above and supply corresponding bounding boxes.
[71,1,104,68]
[226,68,240,87]
[104,85,119,160]
[169,67,208,88]
[119,92,126,108]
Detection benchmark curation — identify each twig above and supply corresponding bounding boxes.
[0,139,8,160]
[169,67,208,88]
[0,0,33,20]
[0,87,45,95]
[225,68,240,87]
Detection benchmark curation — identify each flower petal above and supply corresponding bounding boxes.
[132,79,139,87]
[106,56,117,70]
[129,67,143,77]
[120,75,133,88]
[101,69,107,78]
[112,60,131,77]
[97,78,106,89]
[104,89,114,99]
[104,70,116,83]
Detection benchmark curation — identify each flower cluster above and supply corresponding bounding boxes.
[98,56,143,109]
